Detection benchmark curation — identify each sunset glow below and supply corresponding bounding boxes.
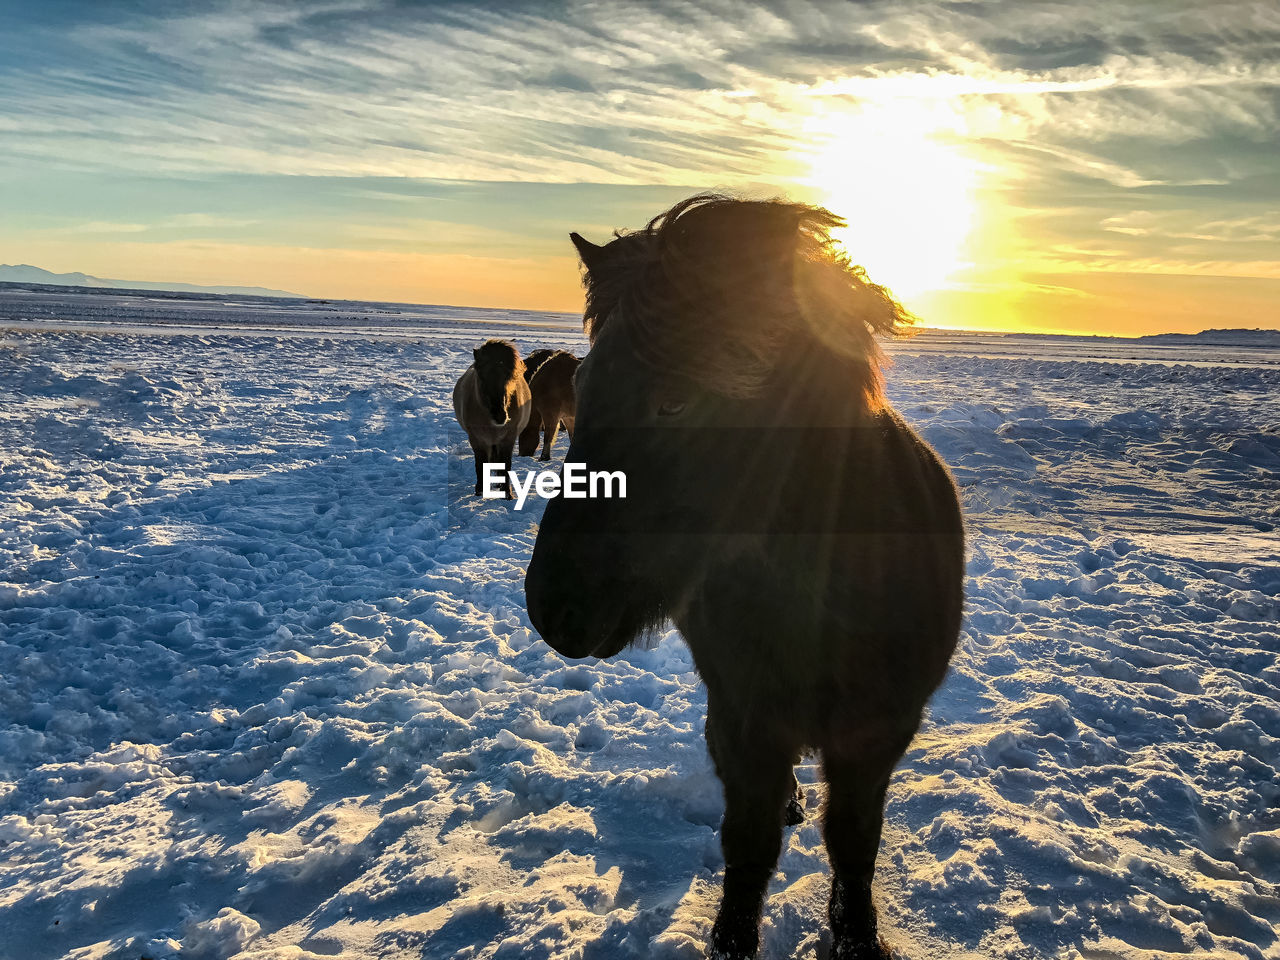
[801,99,982,304]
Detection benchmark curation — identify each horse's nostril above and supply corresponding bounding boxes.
[558,603,585,632]
[529,596,592,657]
[540,600,576,638]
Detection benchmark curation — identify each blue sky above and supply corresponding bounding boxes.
[1,0,1277,332]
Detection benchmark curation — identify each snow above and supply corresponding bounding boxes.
[1,294,1278,960]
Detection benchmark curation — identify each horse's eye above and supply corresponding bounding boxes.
[657,398,688,417]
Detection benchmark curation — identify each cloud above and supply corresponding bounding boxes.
[992,139,1229,190]
[1035,256,1280,280]
[37,213,258,236]
[1102,210,1280,245]
[50,220,150,234]
[161,213,261,228]
[1,0,1275,187]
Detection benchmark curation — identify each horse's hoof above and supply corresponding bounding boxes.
[785,796,805,826]
[707,943,757,960]
[708,919,759,960]
[831,935,893,960]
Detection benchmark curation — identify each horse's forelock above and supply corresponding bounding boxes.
[581,195,913,408]
[474,339,521,382]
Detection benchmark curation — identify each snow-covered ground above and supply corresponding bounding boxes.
[1,294,1278,960]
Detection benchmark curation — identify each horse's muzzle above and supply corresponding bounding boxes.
[525,552,630,660]
[526,594,620,660]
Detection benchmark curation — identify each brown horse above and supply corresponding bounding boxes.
[524,196,964,960]
[452,339,532,499]
[517,348,555,457]
[528,350,580,461]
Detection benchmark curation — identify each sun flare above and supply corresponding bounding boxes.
[801,100,981,303]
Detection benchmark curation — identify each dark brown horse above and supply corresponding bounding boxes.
[517,348,555,456]
[452,339,531,499]
[528,350,580,460]
[524,196,964,959]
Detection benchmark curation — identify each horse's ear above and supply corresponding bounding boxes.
[570,232,604,271]
[473,347,479,360]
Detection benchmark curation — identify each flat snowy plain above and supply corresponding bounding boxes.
[1,288,1278,960]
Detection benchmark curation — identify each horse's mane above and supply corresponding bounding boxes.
[535,350,580,379]
[580,194,915,409]
[474,338,522,381]
[523,348,555,381]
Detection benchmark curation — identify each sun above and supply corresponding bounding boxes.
[800,100,980,303]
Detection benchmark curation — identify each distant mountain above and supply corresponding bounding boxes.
[0,264,300,299]
[1001,327,1280,346]
[1135,328,1280,347]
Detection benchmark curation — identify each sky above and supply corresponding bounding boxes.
[1,0,1277,335]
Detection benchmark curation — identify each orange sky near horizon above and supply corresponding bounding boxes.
[10,237,588,315]
[15,225,1278,337]
[12,235,1280,338]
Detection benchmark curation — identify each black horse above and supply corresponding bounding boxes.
[517,348,555,457]
[524,195,964,960]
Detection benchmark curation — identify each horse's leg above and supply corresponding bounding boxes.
[470,439,485,496]
[705,707,796,960]
[518,412,541,457]
[490,444,512,499]
[708,713,804,827]
[820,729,915,960]
[539,412,560,462]
[501,442,515,499]
[785,774,805,826]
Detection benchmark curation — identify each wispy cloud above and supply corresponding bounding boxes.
[50,220,150,234]
[1103,212,1280,243]
[41,213,258,235]
[2,0,1275,186]
[161,213,260,229]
